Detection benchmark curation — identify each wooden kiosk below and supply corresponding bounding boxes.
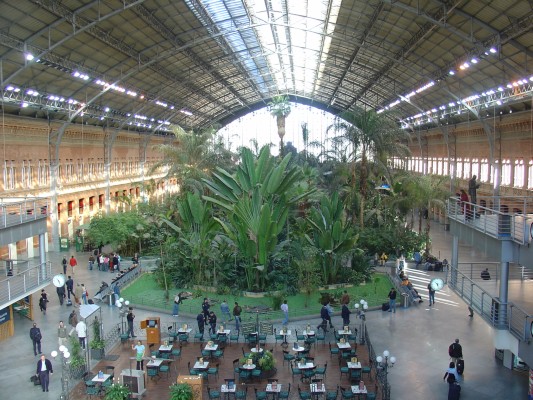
[140,317,160,346]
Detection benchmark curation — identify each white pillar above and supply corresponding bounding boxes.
[8,243,17,261]
[26,237,35,259]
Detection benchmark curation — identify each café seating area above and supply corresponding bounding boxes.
[73,323,381,399]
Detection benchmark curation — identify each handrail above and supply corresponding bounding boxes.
[446,264,532,342]
[0,197,49,229]
[0,261,52,307]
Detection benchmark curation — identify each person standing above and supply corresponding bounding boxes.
[56,282,66,306]
[66,276,74,300]
[132,253,139,267]
[428,282,436,306]
[202,298,211,323]
[39,294,48,315]
[220,300,231,323]
[414,251,422,269]
[468,175,480,205]
[388,288,397,313]
[340,290,350,305]
[341,303,351,326]
[113,253,120,272]
[35,354,53,392]
[68,310,78,330]
[443,361,460,384]
[75,319,87,349]
[74,283,83,306]
[95,249,101,270]
[30,323,42,356]
[208,311,217,334]
[172,292,182,317]
[62,256,67,275]
[448,338,463,365]
[233,302,242,332]
[88,254,95,270]
[127,308,136,338]
[57,321,68,347]
[196,312,205,339]
[281,300,289,325]
[132,340,145,370]
[81,284,88,305]
[69,255,77,275]
[99,254,105,271]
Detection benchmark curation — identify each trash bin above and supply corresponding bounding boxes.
[401,293,410,308]
[108,293,115,306]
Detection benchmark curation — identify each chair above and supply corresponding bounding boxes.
[315,330,326,345]
[217,334,228,347]
[230,331,239,345]
[105,365,115,380]
[340,366,350,380]
[302,368,316,382]
[85,383,100,399]
[258,333,267,346]
[178,333,189,344]
[194,330,204,342]
[290,361,302,381]
[171,345,182,360]
[340,387,354,400]
[201,349,211,358]
[329,343,339,358]
[274,329,284,345]
[361,359,372,381]
[232,358,241,379]
[188,361,199,376]
[297,385,311,400]
[120,333,129,345]
[210,333,219,341]
[235,387,248,399]
[214,349,224,359]
[207,387,221,400]
[146,366,160,381]
[242,347,251,358]
[326,385,339,400]
[160,360,171,379]
[278,382,290,399]
[254,388,267,400]
[283,350,295,366]
[160,352,170,359]
[296,330,305,341]
[207,363,219,381]
[365,384,378,400]
[251,367,262,381]
[315,362,327,379]
[349,369,361,384]
[169,330,179,344]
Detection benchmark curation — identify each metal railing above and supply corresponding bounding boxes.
[0,197,49,229]
[0,261,52,306]
[447,195,533,245]
[447,264,532,342]
[364,327,390,400]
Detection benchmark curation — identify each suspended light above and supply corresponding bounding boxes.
[489,47,497,54]
[448,70,455,76]
[471,58,478,64]
[104,107,110,112]
[25,53,34,61]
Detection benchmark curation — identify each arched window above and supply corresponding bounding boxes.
[471,158,479,179]
[456,158,463,179]
[501,159,511,186]
[480,158,489,182]
[462,158,471,179]
[514,159,524,188]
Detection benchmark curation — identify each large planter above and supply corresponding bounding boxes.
[91,348,105,360]
[261,368,277,379]
[69,364,87,379]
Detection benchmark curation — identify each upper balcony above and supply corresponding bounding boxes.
[447,195,533,245]
[0,197,49,247]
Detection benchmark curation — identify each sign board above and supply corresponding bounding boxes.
[0,307,10,324]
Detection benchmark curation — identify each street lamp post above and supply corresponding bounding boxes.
[51,345,71,400]
[376,350,396,400]
[116,297,130,334]
[354,299,368,344]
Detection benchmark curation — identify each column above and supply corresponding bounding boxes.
[39,233,47,279]
[8,243,17,261]
[450,235,459,287]
[26,237,34,259]
[498,240,512,327]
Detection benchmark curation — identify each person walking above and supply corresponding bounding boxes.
[388,288,397,313]
[75,319,87,349]
[281,300,289,325]
[66,276,74,300]
[56,283,66,306]
[319,303,332,331]
[74,283,83,306]
[208,311,217,334]
[127,308,136,338]
[132,340,145,370]
[196,312,205,339]
[220,300,231,323]
[428,282,436,306]
[62,256,67,274]
[468,175,480,205]
[340,290,350,305]
[88,254,95,270]
[57,321,68,347]
[30,323,42,356]
[69,255,77,275]
[113,253,120,272]
[172,292,182,317]
[35,354,53,392]
[341,303,351,326]
[443,361,460,384]
[39,294,48,315]
[233,302,242,332]
[448,338,463,365]
[95,249,101,270]
[202,298,211,323]
[81,284,88,305]
[68,310,78,329]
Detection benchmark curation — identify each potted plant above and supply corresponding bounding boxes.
[89,317,106,360]
[258,350,277,378]
[104,383,131,400]
[169,383,193,400]
[68,335,86,379]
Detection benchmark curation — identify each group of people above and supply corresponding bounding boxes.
[444,338,464,400]
[190,298,243,339]
[458,175,481,220]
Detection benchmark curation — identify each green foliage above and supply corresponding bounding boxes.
[85,211,146,251]
[89,317,105,350]
[169,383,194,400]
[69,335,85,369]
[104,384,131,400]
[258,350,276,371]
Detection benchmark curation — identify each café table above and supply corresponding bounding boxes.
[159,344,173,354]
[147,358,164,368]
[240,363,256,370]
[221,383,237,400]
[92,373,111,383]
[251,347,264,353]
[338,329,352,338]
[279,329,291,347]
[204,343,219,359]
[310,382,325,399]
[193,360,210,371]
[303,329,315,337]
[292,345,306,354]
[351,385,367,399]
[266,383,282,400]
[178,327,193,334]
[337,342,351,350]
[297,362,316,383]
[217,329,231,335]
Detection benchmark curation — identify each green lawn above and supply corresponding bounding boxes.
[122,273,392,322]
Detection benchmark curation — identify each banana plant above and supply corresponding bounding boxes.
[305,192,358,284]
[203,145,314,290]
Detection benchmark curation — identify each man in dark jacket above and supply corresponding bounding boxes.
[30,323,42,356]
[196,312,205,339]
[66,276,74,300]
[318,304,332,332]
[449,338,463,364]
[56,284,66,305]
[127,308,136,338]
[341,303,351,326]
[36,354,53,392]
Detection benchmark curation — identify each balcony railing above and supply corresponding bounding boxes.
[0,261,52,307]
[447,195,533,245]
[0,197,49,229]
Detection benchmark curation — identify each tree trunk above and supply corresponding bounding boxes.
[277,115,285,155]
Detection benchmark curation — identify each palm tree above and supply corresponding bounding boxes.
[268,95,292,155]
[329,109,410,227]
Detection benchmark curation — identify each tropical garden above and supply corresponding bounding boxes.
[86,102,449,307]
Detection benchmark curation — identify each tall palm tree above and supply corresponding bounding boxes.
[329,109,410,227]
[268,95,291,155]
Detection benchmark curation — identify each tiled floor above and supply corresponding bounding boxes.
[0,218,530,399]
